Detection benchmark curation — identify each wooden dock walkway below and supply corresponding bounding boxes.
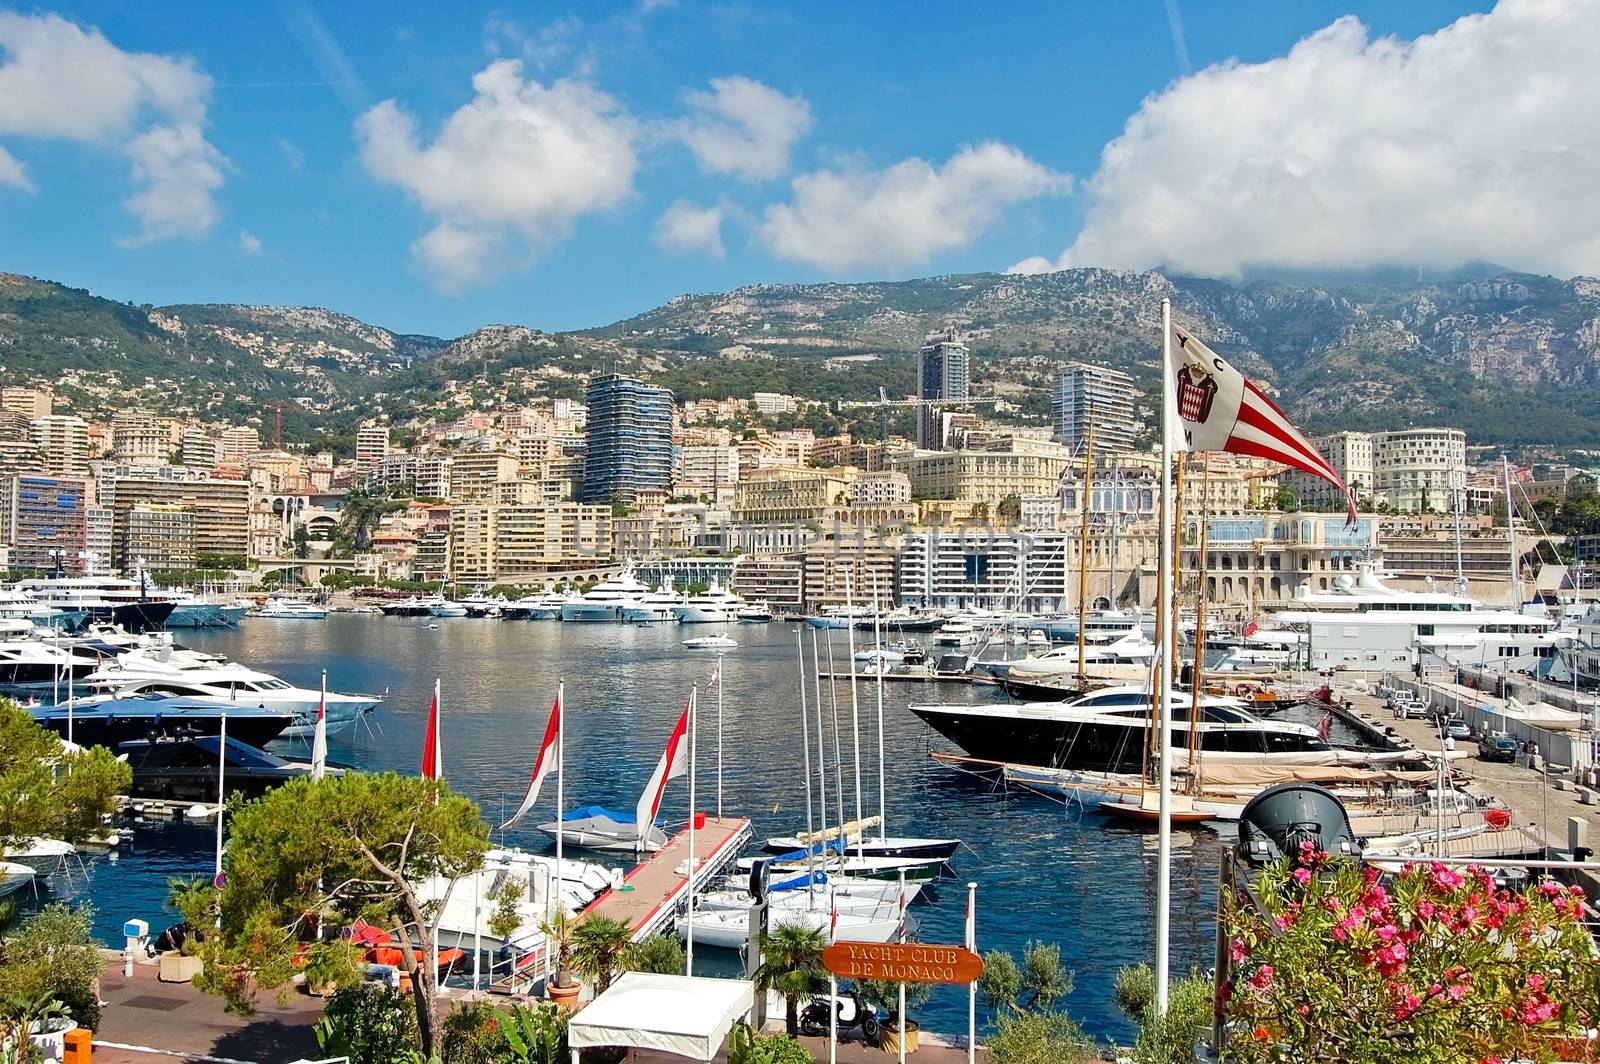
[490,816,752,995]
[584,815,753,941]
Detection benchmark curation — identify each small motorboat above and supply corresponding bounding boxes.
[681,905,903,950]
[0,861,35,899]
[118,734,342,803]
[683,634,737,650]
[537,805,667,853]
[2,837,75,875]
[853,641,920,667]
[762,835,960,862]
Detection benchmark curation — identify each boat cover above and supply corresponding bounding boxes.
[562,805,649,824]
[568,972,753,1060]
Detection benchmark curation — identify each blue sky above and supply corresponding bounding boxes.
[7,1,1594,340]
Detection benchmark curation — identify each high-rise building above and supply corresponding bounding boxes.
[99,474,250,559]
[30,415,90,476]
[112,410,165,466]
[1282,429,1463,513]
[85,506,113,572]
[0,474,87,572]
[581,373,675,504]
[119,504,196,572]
[916,328,969,450]
[0,387,52,419]
[217,426,261,466]
[1051,362,1138,452]
[355,425,390,471]
[180,426,217,469]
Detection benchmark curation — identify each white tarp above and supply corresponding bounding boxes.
[567,972,754,1060]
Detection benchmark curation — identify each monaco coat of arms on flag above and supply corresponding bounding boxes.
[1176,362,1217,424]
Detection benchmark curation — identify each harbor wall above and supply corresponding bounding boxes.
[1390,676,1594,775]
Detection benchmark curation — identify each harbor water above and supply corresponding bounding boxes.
[14,615,1364,1043]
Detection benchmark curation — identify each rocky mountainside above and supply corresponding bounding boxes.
[3,265,1599,449]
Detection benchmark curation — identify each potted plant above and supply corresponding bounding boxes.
[0,993,71,1063]
[158,876,214,983]
[539,911,581,1006]
[571,915,633,997]
[754,921,829,1036]
[860,979,932,1054]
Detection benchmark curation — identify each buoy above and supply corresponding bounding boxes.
[185,804,211,820]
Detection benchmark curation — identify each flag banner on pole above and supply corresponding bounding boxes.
[421,681,443,780]
[1167,318,1356,523]
[311,676,327,782]
[635,702,690,843]
[502,693,561,829]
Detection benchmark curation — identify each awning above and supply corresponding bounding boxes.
[567,972,754,1061]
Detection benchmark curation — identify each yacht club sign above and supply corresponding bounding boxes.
[822,941,984,984]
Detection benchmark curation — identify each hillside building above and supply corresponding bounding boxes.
[30,415,90,477]
[112,410,165,466]
[0,474,88,573]
[916,328,969,450]
[581,373,675,504]
[1051,362,1138,452]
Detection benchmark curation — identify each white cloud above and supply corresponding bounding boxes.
[0,145,28,189]
[356,59,638,291]
[237,230,263,255]
[1030,0,1600,279]
[655,200,724,258]
[277,137,305,174]
[0,11,224,240]
[760,142,1069,273]
[675,76,812,182]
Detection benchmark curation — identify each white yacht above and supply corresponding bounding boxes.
[911,685,1329,772]
[420,594,468,618]
[805,604,873,629]
[1272,567,1560,674]
[674,579,745,624]
[0,588,81,628]
[933,619,980,647]
[14,575,176,631]
[504,587,575,620]
[560,563,651,622]
[1004,631,1158,678]
[79,659,381,739]
[255,596,327,620]
[622,581,686,623]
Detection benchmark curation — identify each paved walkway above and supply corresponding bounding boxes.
[92,957,323,1064]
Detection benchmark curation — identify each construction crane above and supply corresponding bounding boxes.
[266,399,293,448]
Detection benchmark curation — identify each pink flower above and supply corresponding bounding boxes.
[1527,974,1545,993]
[1394,992,1422,1020]
[1429,866,1465,891]
[1538,880,1564,898]
[1292,867,1312,886]
[1249,965,1274,991]
[1417,900,1436,919]
[1230,938,1247,964]
[1448,983,1468,1002]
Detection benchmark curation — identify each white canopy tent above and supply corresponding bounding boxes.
[567,972,754,1062]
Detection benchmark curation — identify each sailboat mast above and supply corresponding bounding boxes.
[1504,455,1519,607]
[1453,456,1465,595]
[842,572,864,853]
[810,631,830,862]
[1170,456,1187,686]
[824,629,847,851]
[1187,475,1212,782]
[1077,413,1095,687]
[797,631,815,844]
[872,576,887,842]
[1109,465,1121,608]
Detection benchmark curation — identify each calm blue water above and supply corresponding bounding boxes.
[20,615,1253,1044]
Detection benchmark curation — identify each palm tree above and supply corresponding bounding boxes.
[571,915,633,996]
[538,910,578,989]
[755,921,829,1035]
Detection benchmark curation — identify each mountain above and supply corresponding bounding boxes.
[3,266,1599,451]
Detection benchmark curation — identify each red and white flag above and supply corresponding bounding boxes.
[1166,319,1355,523]
[502,692,561,830]
[634,702,690,844]
[421,679,443,780]
[311,670,327,782]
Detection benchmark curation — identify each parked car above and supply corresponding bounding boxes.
[1446,719,1471,740]
[1478,735,1519,763]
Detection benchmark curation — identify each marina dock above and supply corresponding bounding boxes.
[583,815,753,940]
[491,815,752,995]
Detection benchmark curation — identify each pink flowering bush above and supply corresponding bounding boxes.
[1224,845,1600,1062]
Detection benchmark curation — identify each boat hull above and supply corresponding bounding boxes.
[761,837,959,862]
[32,705,295,748]
[560,604,622,622]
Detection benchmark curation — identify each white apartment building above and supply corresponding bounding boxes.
[0,386,52,419]
[677,445,740,492]
[355,425,390,470]
[849,469,913,506]
[1285,429,1463,513]
[217,426,261,466]
[30,415,90,476]
[1373,429,1466,513]
[1051,362,1138,452]
[752,392,799,415]
[179,426,217,469]
[112,410,165,466]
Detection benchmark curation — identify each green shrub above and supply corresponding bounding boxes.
[1112,964,1212,1064]
[0,904,104,1032]
[726,1023,812,1064]
[619,934,684,976]
[315,982,420,1064]
[987,1011,1097,1064]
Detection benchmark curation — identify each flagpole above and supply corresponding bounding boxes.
[798,630,816,898]
[214,712,226,878]
[1156,296,1175,1015]
[716,656,724,820]
[556,679,564,928]
[872,575,886,841]
[842,572,863,853]
[312,669,327,781]
[686,686,697,973]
